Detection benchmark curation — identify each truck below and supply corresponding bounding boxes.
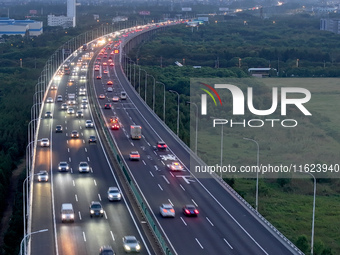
[130,125,142,139]
[68,93,76,105]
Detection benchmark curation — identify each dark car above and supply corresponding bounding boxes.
[104,103,112,109]
[99,246,115,255]
[183,204,199,217]
[71,130,79,138]
[157,141,167,150]
[55,125,63,133]
[89,135,97,143]
[90,201,104,217]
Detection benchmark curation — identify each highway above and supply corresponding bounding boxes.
[28,24,302,255]
[29,47,153,255]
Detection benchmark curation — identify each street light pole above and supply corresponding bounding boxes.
[20,229,48,255]
[156,81,166,122]
[243,137,259,212]
[186,101,198,154]
[169,90,179,136]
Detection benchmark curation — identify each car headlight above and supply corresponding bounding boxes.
[90,210,94,214]
[79,167,82,171]
[136,244,141,250]
[58,167,61,170]
[38,176,41,181]
[62,215,66,219]
[124,245,131,251]
[70,214,74,219]
[109,194,113,198]
[100,209,104,213]
[117,194,121,198]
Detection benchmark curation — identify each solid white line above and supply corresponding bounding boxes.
[223,238,233,249]
[83,232,86,242]
[94,179,97,186]
[195,238,204,249]
[75,194,78,202]
[180,217,187,226]
[149,171,154,177]
[191,199,198,207]
[158,184,163,191]
[206,217,214,226]
[78,211,82,220]
[179,184,185,191]
[110,231,115,241]
[98,193,102,201]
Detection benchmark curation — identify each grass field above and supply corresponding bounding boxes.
[193,78,340,254]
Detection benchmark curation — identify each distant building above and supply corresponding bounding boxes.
[248,68,276,77]
[48,0,76,28]
[0,18,43,37]
[112,16,128,23]
[320,18,340,34]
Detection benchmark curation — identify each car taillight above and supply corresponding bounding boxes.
[194,209,199,214]
[185,209,190,214]
[170,209,175,213]
[162,209,167,213]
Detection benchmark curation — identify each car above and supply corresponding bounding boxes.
[67,107,75,114]
[111,123,120,130]
[79,86,86,92]
[122,236,141,253]
[110,116,119,123]
[104,103,112,109]
[40,138,50,147]
[85,120,94,128]
[167,162,184,171]
[107,80,113,85]
[78,162,90,173]
[80,75,86,80]
[58,162,69,172]
[76,110,83,118]
[129,151,140,161]
[182,204,199,217]
[107,187,121,201]
[120,91,127,100]
[57,95,63,102]
[99,94,106,99]
[71,130,79,138]
[89,135,97,143]
[96,76,102,79]
[55,125,63,133]
[99,246,115,255]
[45,111,52,118]
[50,84,57,90]
[61,103,68,110]
[46,97,53,103]
[112,96,119,102]
[107,87,113,92]
[160,204,175,217]
[89,201,104,217]
[37,170,49,182]
[103,70,108,74]
[81,97,88,103]
[102,62,107,66]
[109,62,114,66]
[81,102,88,109]
[156,141,167,150]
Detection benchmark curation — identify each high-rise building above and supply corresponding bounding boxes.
[47,0,76,28]
[67,0,76,27]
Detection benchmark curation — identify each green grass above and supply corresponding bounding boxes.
[194,78,340,254]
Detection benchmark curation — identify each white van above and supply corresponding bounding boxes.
[61,203,75,223]
[120,91,127,100]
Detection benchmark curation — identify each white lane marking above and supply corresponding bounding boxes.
[87,156,90,161]
[191,199,198,207]
[180,217,187,226]
[68,148,70,152]
[75,194,78,202]
[78,211,82,220]
[110,231,115,241]
[162,175,170,184]
[149,171,154,177]
[206,217,214,226]
[83,232,86,242]
[70,168,73,174]
[161,161,165,165]
[80,126,82,130]
[69,157,72,162]
[146,142,150,146]
[169,172,174,177]
[168,199,173,206]
[82,139,85,144]
[180,184,185,191]
[67,140,69,144]
[72,180,75,186]
[85,148,87,152]
[158,184,163,191]
[104,211,108,219]
[94,179,97,186]
[223,238,233,249]
[98,194,102,201]
[90,167,93,173]
[154,165,159,171]
[195,238,204,249]
[153,150,157,155]
[142,160,146,165]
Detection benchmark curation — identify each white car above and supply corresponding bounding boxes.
[37,171,48,182]
[160,204,175,217]
[107,87,113,92]
[122,236,141,253]
[40,138,50,147]
[46,97,53,103]
[67,107,75,114]
[78,162,90,173]
[81,97,88,103]
[61,103,68,110]
[112,96,119,102]
[107,187,122,201]
[85,120,94,128]
[167,162,184,171]
[57,95,63,102]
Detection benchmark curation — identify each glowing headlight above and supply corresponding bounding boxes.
[62,215,66,219]
[90,210,94,214]
[70,214,74,219]
[100,209,104,213]
[136,244,141,250]
[124,245,131,251]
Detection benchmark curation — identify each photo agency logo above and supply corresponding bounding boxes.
[199,82,312,128]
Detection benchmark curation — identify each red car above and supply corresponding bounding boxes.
[96,76,102,79]
[109,63,114,67]
[107,80,113,85]
[111,123,120,130]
